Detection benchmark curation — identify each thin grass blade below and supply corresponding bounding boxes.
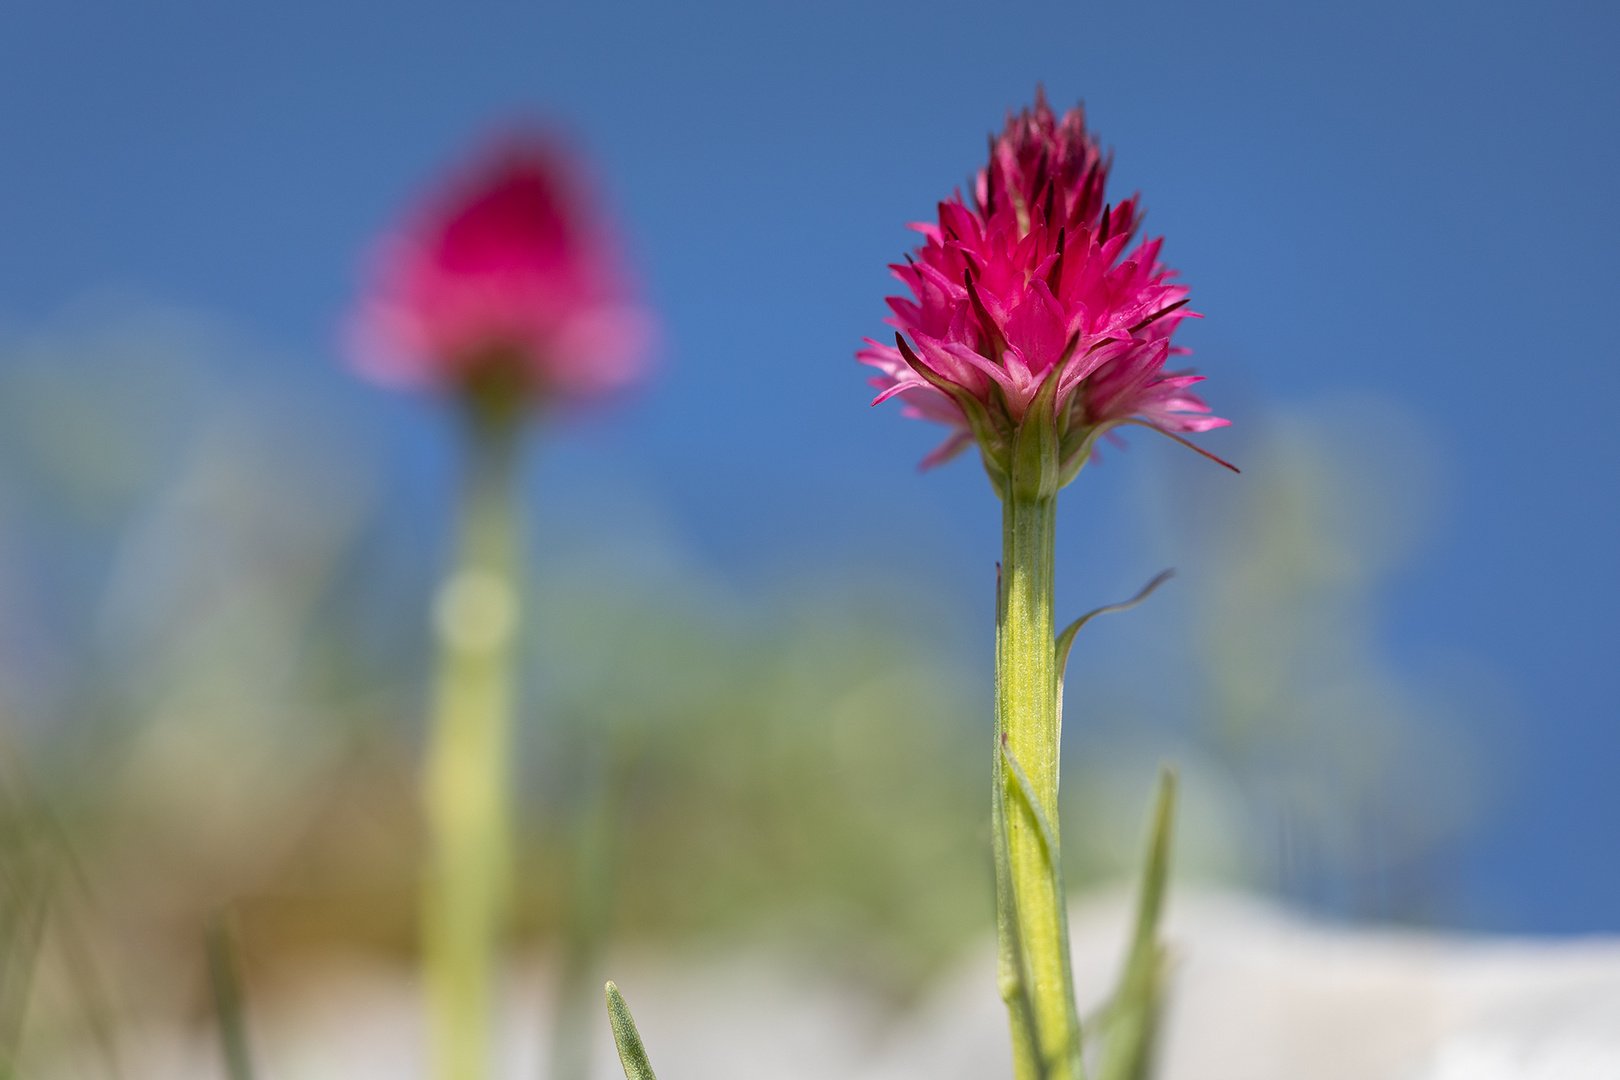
[205,914,256,1080]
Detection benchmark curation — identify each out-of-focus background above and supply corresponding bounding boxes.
[0,0,1616,1075]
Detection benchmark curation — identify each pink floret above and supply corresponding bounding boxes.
[349,134,654,403]
[859,89,1227,471]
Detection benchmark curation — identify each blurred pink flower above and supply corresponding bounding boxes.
[859,89,1229,477]
[349,134,654,404]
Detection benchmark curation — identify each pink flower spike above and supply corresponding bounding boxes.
[348,131,655,411]
[858,88,1229,488]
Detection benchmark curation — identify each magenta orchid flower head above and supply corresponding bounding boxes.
[858,89,1231,498]
[349,132,654,417]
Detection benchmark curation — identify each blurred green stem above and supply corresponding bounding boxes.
[425,403,523,1080]
[995,491,1081,1080]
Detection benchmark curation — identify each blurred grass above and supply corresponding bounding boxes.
[0,304,1489,1067]
[236,560,997,995]
[0,303,1002,1004]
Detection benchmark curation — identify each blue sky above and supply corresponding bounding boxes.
[1,0,1616,930]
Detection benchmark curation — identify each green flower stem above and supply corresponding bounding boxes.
[996,490,1080,1080]
[424,408,522,1080]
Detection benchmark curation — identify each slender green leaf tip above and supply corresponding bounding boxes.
[1054,569,1175,684]
[1094,767,1179,1080]
[1055,570,1175,751]
[605,981,658,1080]
[1132,767,1176,967]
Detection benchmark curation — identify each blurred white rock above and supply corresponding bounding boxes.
[90,889,1620,1080]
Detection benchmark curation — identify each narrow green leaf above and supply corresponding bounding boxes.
[999,740,1060,865]
[1000,739,1085,1080]
[1128,769,1177,973]
[992,741,1047,1080]
[990,561,1048,1078]
[604,982,658,1080]
[1094,768,1178,1080]
[1054,570,1175,747]
[1054,571,1175,691]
